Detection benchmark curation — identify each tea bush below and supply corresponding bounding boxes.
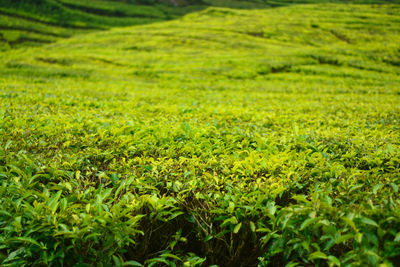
[0,2,399,266]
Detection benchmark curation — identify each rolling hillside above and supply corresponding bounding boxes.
[0,1,400,266]
[0,0,269,49]
[1,0,398,49]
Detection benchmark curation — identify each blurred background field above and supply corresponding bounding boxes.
[1,0,398,49]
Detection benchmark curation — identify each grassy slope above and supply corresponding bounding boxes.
[0,0,206,49]
[2,0,398,49]
[0,0,277,50]
[0,2,400,266]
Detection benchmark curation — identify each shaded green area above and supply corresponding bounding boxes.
[0,1,400,267]
[0,0,200,49]
[2,0,400,49]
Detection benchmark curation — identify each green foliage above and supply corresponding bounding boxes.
[0,1,400,266]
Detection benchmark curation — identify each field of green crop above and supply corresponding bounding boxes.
[1,0,400,266]
[0,0,206,50]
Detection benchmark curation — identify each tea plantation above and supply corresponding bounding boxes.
[0,0,400,266]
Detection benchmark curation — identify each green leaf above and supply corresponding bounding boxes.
[222,216,237,227]
[86,203,91,213]
[390,183,399,193]
[0,210,12,217]
[110,173,120,185]
[372,184,383,195]
[5,140,12,150]
[123,261,142,266]
[292,195,310,203]
[8,237,44,249]
[204,235,213,242]
[336,234,354,244]
[342,217,357,231]
[327,255,341,266]
[285,262,299,267]
[394,232,400,242]
[360,217,378,227]
[64,182,72,192]
[113,255,122,267]
[349,184,363,193]
[233,222,242,234]
[48,191,62,214]
[250,221,256,232]
[4,248,24,262]
[308,251,328,260]
[162,253,182,261]
[300,217,319,231]
[168,211,184,220]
